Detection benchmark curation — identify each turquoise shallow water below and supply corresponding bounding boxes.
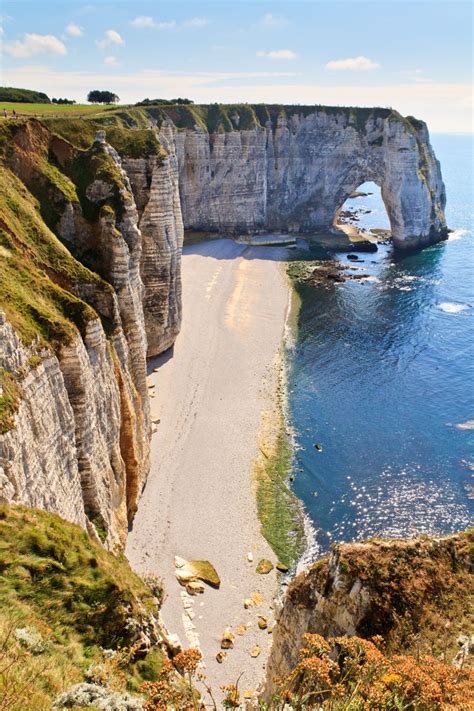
[288,134,474,552]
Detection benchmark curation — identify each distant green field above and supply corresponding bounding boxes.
[0,102,122,117]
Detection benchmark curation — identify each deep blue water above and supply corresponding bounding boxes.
[288,134,474,552]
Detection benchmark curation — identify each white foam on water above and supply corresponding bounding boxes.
[437,302,470,314]
[449,228,468,241]
[455,420,474,431]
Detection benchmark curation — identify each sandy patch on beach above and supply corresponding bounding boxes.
[126,239,290,702]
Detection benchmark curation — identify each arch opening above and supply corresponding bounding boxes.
[333,181,392,244]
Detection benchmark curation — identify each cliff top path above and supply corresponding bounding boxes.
[126,238,290,701]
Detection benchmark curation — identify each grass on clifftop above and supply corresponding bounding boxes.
[45,111,165,160]
[0,504,166,710]
[0,102,119,117]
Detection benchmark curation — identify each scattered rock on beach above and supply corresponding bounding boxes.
[256,559,274,575]
[257,616,268,630]
[247,551,254,562]
[276,562,289,573]
[251,591,264,605]
[186,581,205,595]
[250,645,261,658]
[221,629,235,649]
[216,651,227,664]
[244,598,254,609]
[235,623,250,635]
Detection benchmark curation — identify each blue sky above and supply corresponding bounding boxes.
[1,0,472,131]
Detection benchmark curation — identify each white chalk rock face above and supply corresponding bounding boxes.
[0,130,155,548]
[123,124,184,356]
[167,107,446,250]
[0,315,86,527]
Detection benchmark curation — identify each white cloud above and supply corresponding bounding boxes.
[156,21,177,30]
[104,56,118,66]
[325,56,380,71]
[2,33,67,58]
[261,13,287,28]
[257,49,297,60]
[96,29,124,50]
[65,22,83,37]
[182,17,209,29]
[130,15,205,30]
[130,16,155,28]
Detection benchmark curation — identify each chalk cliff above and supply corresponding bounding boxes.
[123,122,183,356]
[155,104,447,250]
[0,118,183,547]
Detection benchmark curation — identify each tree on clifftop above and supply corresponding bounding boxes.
[87,90,119,104]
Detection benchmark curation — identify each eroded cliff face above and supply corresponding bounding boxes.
[0,119,183,547]
[158,105,447,250]
[123,122,183,356]
[264,531,473,696]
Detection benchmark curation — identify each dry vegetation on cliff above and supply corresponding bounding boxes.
[270,632,474,710]
[264,532,473,709]
[289,530,474,662]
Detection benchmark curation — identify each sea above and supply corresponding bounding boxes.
[287,133,474,554]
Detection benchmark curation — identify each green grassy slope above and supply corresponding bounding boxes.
[0,504,166,710]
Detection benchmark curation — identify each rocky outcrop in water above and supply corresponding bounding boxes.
[158,105,447,251]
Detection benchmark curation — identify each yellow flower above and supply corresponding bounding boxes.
[381,672,402,685]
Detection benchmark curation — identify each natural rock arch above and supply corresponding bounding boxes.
[163,105,447,251]
[262,110,447,249]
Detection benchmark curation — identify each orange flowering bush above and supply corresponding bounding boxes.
[140,648,202,710]
[272,633,474,710]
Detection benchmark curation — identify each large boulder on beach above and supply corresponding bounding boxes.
[175,557,221,588]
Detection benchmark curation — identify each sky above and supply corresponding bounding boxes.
[0,0,472,132]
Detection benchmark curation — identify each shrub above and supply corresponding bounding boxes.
[272,633,474,710]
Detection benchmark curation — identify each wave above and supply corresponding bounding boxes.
[448,228,469,241]
[437,302,470,314]
[455,420,474,431]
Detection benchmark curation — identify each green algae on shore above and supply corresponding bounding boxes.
[254,348,306,570]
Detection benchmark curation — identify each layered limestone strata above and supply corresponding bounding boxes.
[162,105,447,250]
[123,122,183,356]
[264,531,473,696]
[0,120,183,547]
